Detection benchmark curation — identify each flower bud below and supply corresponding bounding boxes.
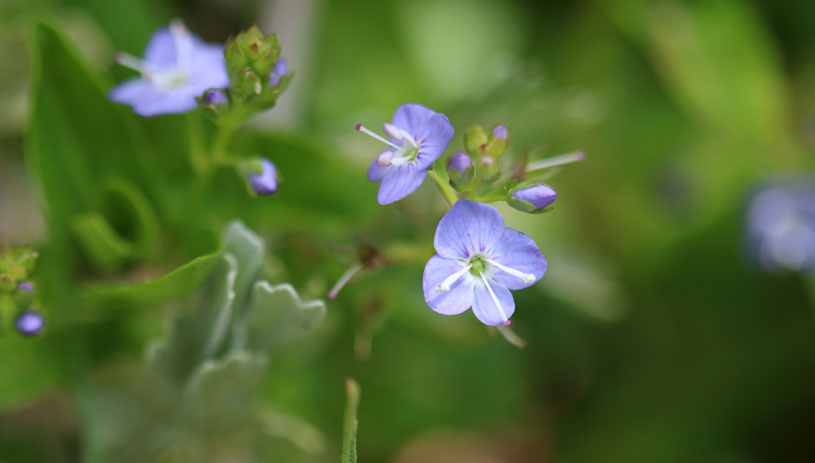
[508,184,557,213]
[478,156,500,182]
[203,89,228,106]
[247,158,278,196]
[464,124,488,157]
[484,124,510,157]
[16,310,44,336]
[269,59,288,86]
[447,152,474,188]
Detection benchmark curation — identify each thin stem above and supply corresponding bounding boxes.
[427,169,459,206]
[341,378,361,463]
[185,113,207,174]
[525,151,585,172]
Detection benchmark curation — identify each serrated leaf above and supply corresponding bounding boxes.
[222,220,264,307]
[183,351,267,424]
[244,282,326,351]
[147,252,238,383]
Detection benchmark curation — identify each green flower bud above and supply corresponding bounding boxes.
[478,156,500,182]
[507,181,557,213]
[464,124,488,157]
[484,124,510,157]
[447,152,475,190]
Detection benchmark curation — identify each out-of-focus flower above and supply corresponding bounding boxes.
[202,89,228,106]
[423,200,547,326]
[248,158,278,196]
[16,310,44,336]
[746,178,815,273]
[357,103,454,205]
[109,21,228,117]
[269,59,288,86]
[17,281,34,293]
[509,184,557,212]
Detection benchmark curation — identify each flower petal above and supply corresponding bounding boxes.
[188,43,229,89]
[423,255,476,316]
[143,27,177,70]
[377,163,426,205]
[392,103,436,139]
[109,79,158,105]
[489,228,547,290]
[472,279,515,326]
[131,87,200,117]
[416,113,454,169]
[434,200,505,259]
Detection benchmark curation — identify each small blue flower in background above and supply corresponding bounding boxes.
[423,200,547,326]
[269,59,288,86]
[513,184,557,210]
[356,103,454,205]
[17,281,35,293]
[16,310,44,336]
[746,178,815,273]
[248,158,278,195]
[109,21,228,117]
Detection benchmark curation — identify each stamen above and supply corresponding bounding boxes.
[328,261,364,299]
[376,151,394,166]
[113,52,147,74]
[479,273,509,324]
[487,259,536,284]
[382,123,403,141]
[356,124,404,152]
[437,264,472,291]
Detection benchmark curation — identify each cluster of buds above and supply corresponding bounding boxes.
[0,244,44,336]
[446,123,558,213]
[202,26,291,117]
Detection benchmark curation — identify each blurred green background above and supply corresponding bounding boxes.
[1,0,813,461]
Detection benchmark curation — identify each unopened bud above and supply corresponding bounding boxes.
[447,152,474,188]
[508,184,557,213]
[248,158,278,196]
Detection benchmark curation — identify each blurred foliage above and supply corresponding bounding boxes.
[0,0,813,462]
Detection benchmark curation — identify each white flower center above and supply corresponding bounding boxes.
[356,123,420,167]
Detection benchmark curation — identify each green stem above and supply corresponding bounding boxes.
[427,170,459,206]
[185,114,208,174]
[341,377,361,463]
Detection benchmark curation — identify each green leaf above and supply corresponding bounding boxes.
[244,282,327,351]
[71,213,132,272]
[82,251,221,305]
[102,177,162,262]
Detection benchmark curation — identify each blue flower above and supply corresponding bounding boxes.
[248,158,278,195]
[16,310,44,336]
[109,22,228,117]
[746,178,815,273]
[269,59,288,86]
[423,200,547,326]
[357,103,454,205]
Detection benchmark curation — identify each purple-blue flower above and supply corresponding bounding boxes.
[109,22,228,117]
[423,200,547,326]
[269,59,288,86]
[248,158,278,195]
[17,281,35,293]
[746,178,815,272]
[513,184,557,210]
[357,103,454,205]
[16,310,44,336]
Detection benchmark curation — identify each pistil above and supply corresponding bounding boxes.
[479,273,509,324]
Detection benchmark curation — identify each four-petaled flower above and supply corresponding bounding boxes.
[423,200,547,326]
[109,21,228,117]
[356,103,454,205]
